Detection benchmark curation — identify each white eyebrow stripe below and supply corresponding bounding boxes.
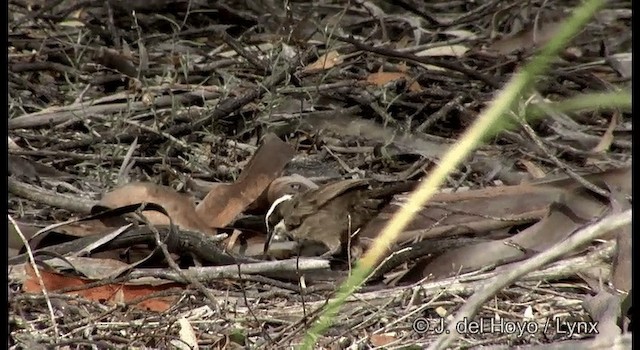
[265,194,294,233]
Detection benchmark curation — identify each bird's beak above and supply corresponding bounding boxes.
[263,219,288,254]
[263,194,294,255]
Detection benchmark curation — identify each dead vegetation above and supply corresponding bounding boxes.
[8,0,631,349]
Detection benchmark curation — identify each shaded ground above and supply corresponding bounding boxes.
[8,0,631,348]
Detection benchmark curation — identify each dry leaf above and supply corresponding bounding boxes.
[611,225,631,292]
[403,184,616,282]
[47,219,121,238]
[607,53,632,79]
[9,155,72,179]
[486,20,565,55]
[583,291,623,340]
[8,220,42,252]
[173,317,199,350]
[23,265,180,312]
[365,72,422,92]
[370,333,398,347]
[442,29,477,40]
[396,62,409,73]
[59,20,85,27]
[99,182,213,234]
[363,167,630,243]
[196,133,294,228]
[357,168,630,283]
[587,113,619,165]
[225,229,243,251]
[519,159,546,179]
[302,50,343,73]
[610,187,632,293]
[8,137,21,150]
[138,40,149,72]
[415,44,469,57]
[363,183,556,242]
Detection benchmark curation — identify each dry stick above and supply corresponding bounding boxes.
[221,274,303,293]
[8,177,96,214]
[116,137,138,185]
[449,0,502,27]
[216,29,268,72]
[125,206,227,315]
[416,95,465,133]
[173,241,611,324]
[9,148,182,164]
[8,214,60,340]
[49,50,313,151]
[164,49,315,137]
[387,0,441,26]
[142,218,225,316]
[428,209,631,350]
[263,256,328,346]
[234,263,275,344]
[103,0,121,51]
[12,294,124,340]
[335,35,501,89]
[517,110,611,198]
[10,0,66,29]
[129,258,329,282]
[115,118,211,175]
[273,300,331,346]
[10,90,220,129]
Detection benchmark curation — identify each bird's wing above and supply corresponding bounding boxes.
[368,181,419,199]
[306,179,370,208]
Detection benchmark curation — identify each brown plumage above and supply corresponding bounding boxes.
[264,179,418,257]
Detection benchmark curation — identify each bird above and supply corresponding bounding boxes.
[264,178,419,257]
